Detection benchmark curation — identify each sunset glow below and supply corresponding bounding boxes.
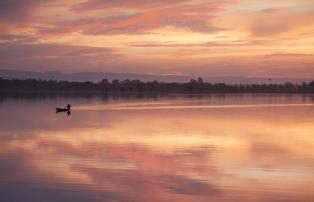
[0,0,313,77]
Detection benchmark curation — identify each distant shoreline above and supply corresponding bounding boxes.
[0,77,313,94]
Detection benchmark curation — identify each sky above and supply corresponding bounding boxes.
[0,0,313,78]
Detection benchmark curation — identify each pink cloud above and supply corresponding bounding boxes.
[84,5,224,35]
[38,1,229,36]
[74,0,190,10]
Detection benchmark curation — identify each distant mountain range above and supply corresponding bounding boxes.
[0,69,311,84]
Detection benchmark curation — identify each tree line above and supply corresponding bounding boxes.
[0,77,314,93]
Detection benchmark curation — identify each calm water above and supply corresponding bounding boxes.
[0,94,314,202]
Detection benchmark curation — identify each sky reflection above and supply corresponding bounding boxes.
[0,94,314,202]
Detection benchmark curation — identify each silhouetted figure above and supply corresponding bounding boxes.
[67,104,71,111]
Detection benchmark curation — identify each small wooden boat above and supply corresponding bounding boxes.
[56,107,69,112]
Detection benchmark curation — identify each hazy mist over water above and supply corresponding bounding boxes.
[0,94,314,202]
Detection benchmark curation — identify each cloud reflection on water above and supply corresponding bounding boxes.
[0,94,314,202]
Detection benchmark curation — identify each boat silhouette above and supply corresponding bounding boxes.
[56,107,69,112]
[56,104,71,114]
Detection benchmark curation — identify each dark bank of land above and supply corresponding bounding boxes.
[0,77,314,94]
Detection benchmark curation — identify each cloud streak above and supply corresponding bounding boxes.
[41,2,226,36]
[0,43,121,71]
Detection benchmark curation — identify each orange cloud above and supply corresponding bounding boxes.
[247,8,314,37]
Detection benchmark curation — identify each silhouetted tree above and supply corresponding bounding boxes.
[198,77,204,85]
[100,79,109,91]
[0,78,313,93]
[309,80,314,90]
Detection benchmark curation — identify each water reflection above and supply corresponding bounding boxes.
[0,94,314,202]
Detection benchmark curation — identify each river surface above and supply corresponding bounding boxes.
[0,94,314,202]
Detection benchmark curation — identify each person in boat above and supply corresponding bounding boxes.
[56,104,71,112]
